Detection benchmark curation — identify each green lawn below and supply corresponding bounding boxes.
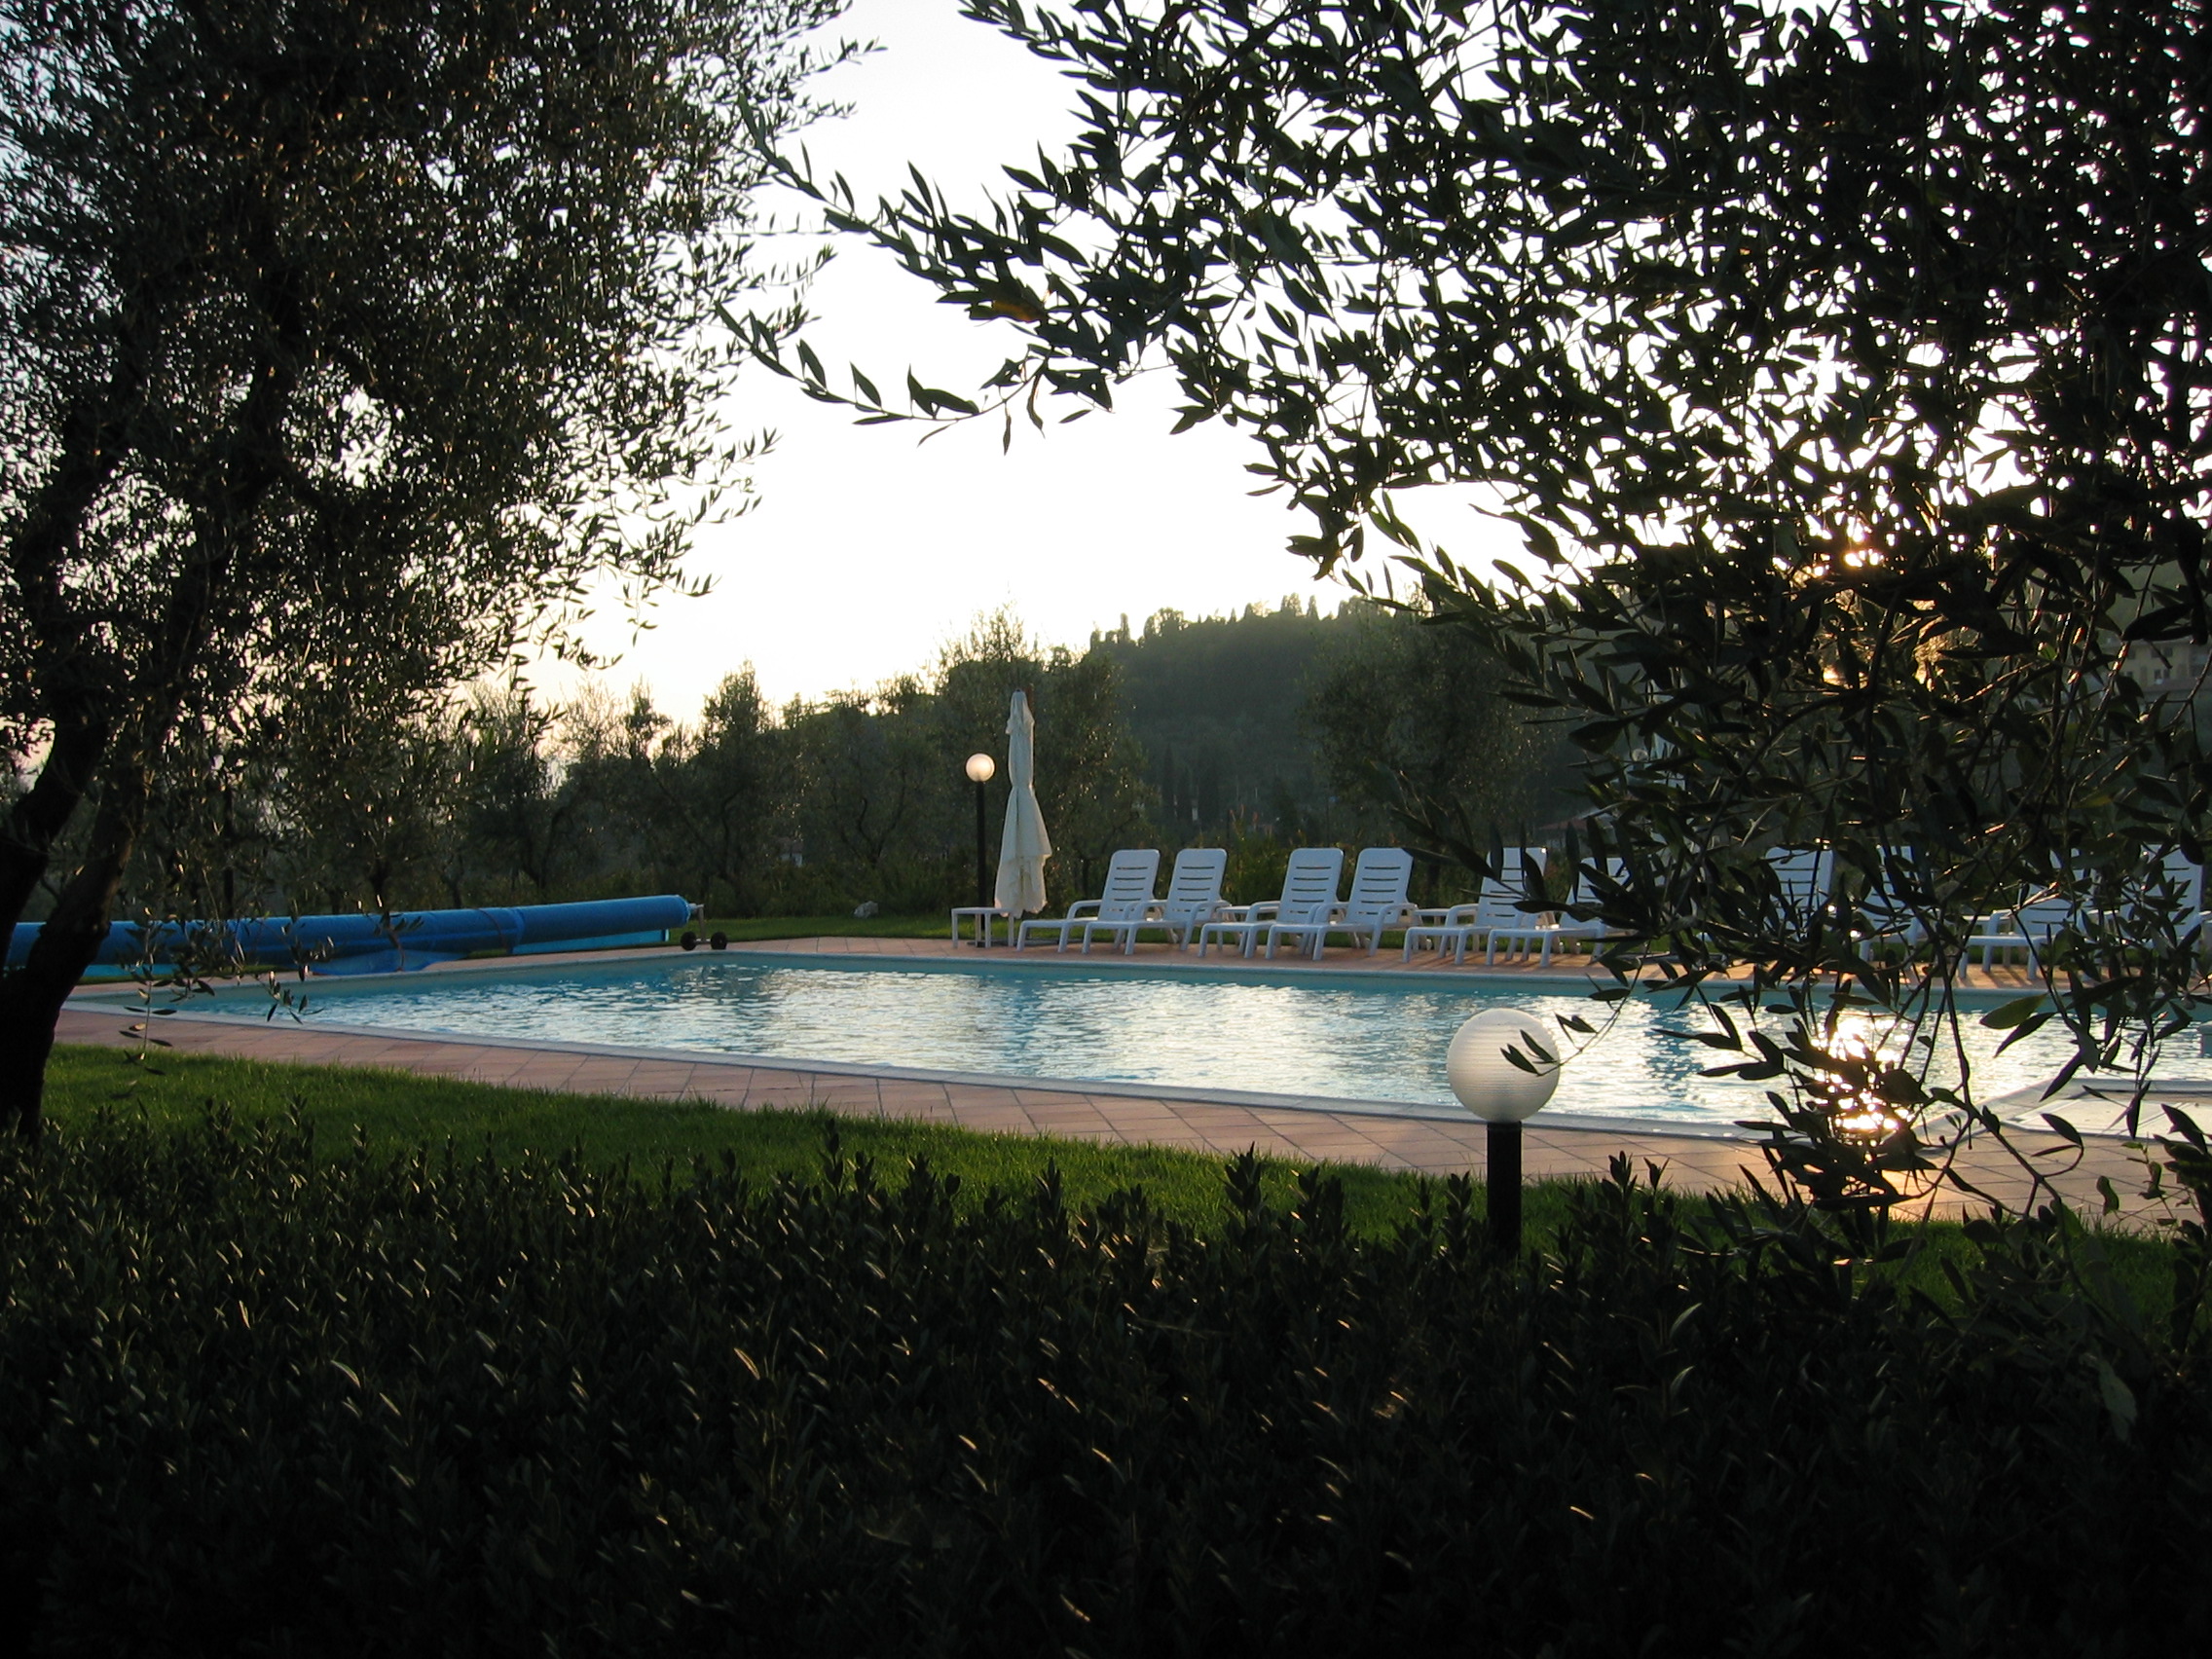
[45,1043,2187,1296]
[48,1043,1495,1237]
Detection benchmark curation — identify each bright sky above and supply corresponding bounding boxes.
[549,0,1509,719]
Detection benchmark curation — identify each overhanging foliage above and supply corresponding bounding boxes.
[1,0,850,1132]
[763,0,2212,1206]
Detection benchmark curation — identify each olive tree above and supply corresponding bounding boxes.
[0,0,848,1135]
[766,0,2212,1209]
[266,686,466,916]
[1303,603,1574,877]
[566,675,786,914]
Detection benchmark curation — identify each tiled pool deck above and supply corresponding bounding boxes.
[55,934,2180,1227]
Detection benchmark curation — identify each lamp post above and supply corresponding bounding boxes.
[964,753,996,936]
[1447,1008,1563,1253]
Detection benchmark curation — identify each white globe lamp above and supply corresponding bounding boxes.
[1448,1008,1563,1251]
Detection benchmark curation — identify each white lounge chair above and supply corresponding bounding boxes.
[1487,857,1628,966]
[1767,846,1835,930]
[1402,847,1549,964]
[2128,849,2208,954]
[1014,848,1160,951]
[1265,846,1417,958]
[1198,846,1345,957]
[1962,851,2210,975]
[1083,846,1230,953]
[1963,888,2076,973]
[1854,847,1931,948]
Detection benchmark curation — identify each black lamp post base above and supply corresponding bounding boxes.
[1487,1119,1523,1253]
[973,778,990,943]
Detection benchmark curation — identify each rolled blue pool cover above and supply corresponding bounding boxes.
[6,895,695,977]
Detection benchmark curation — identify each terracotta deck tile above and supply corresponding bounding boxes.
[1293,1142,1407,1166]
[1118,1116,1222,1136]
[1166,1104,1272,1133]
[1020,1099,1116,1121]
[808,1080,887,1103]
[1010,1087,1104,1107]
[1346,1124,1482,1157]
[298,1036,404,1060]
[1085,1094,1185,1116]
[730,1079,809,1107]
[683,1081,754,1107]
[1312,1134,1427,1163]
[1270,1119,1390,1145]
[495,1048,585,1073]
[1019,1114,1119,1136]
[878,1096,957,1121]
[1103,1117,1217,1139]
[1096,1116,1190,1138]
[563,1058,645,1081]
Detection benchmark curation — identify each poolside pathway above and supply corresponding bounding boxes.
[55,934,2171,1227]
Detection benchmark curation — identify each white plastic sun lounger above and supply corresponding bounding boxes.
[1265,846,1416,958]
[1962,890,2077,973]
[1198,846,1344,958]
[1854,847,1931,948]
[1083,846,1229,953]
[1014,848,1159,951]
[1402,847,1549,964]
[2126,849,2209,957]
[1486,857,1628,966]
[1767,846,1836,931]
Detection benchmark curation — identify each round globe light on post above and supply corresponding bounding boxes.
[1447,1008,1563,1253]
[963,753,997,937]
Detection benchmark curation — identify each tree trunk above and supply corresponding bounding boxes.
[1,212,292,1140]
[1,498,255,1140]
[0,755,151,1143]
[2,350,152,931]
[0,705,114,940]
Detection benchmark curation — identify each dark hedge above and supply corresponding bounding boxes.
[0,1112,2204,1657]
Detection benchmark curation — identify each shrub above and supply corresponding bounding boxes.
[0,1113,2204,1656]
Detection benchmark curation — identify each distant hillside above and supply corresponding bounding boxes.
[1090,598,1353,836]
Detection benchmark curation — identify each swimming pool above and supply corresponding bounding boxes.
[173,951,2209,1133]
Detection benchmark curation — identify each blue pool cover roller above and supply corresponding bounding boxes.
[6,896,697,977]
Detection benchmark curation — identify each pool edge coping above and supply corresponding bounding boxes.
[97,1007,1769,1144]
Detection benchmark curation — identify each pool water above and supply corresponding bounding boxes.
[190,954,2212,1132]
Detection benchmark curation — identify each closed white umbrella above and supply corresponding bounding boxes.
[994,689,1051,916]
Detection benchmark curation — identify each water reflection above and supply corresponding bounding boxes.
[240,961,2212,1132]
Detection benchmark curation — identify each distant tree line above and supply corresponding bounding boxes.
[1106,596,1578,852]
[7,604,1572,925]
[1093,597,1339,834]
